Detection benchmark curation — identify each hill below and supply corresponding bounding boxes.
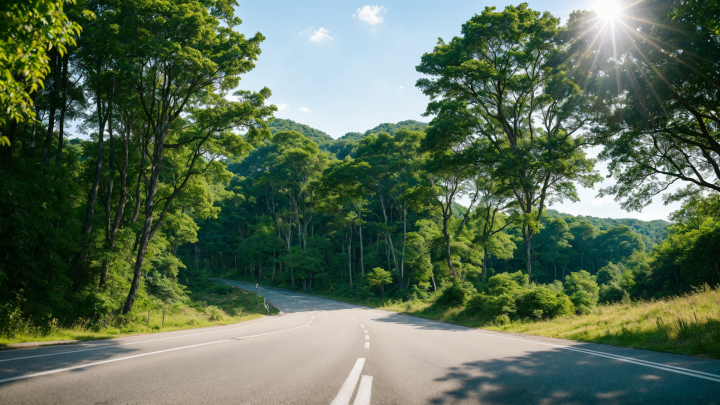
[268,119,336,150]
[544,209,670,246]
[339,120,428,142]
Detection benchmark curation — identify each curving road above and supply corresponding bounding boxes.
[0,280,719,404]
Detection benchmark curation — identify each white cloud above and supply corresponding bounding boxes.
[299,107,311,113]
[309,28,333,42]
[353,5,386,25]
[398,86,404,90]
[276,103,289,111]
[299,27,313,35]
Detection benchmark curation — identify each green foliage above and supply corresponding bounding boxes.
[486,271,527,295]
[366,267,393,302]
[0,0,82,129]
[564,271,599,315]
[516,287,574,320]
[435,280,477,308]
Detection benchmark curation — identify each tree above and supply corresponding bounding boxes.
[118,0,273,313]
[0,0,82,147]
[417,3,600,277]
[564,270,599,314]
[585,0,720,210]
[539,218,574,281]
[471,176,517,281]
[320,158,370,285]
[420,151,479,278]
[367,267,392,304]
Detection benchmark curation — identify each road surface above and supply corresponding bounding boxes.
[0,280,718,404]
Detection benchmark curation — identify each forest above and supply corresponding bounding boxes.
[1,0,719,337]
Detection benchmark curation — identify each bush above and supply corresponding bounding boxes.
[599,283,625,303]
[596,262,621,285]
[564,270,599,314]
[435,280,477,307]
[463,292,516,321]
[206,284,234,295]
[207,306,225,321]
[486,271,528,295]
[493,314,511,325]
[516,287,574,320]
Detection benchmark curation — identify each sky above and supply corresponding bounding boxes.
[228,1,680,221]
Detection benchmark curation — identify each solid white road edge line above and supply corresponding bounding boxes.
[471,331,720,383]
[0,315,290,364]
[352,375,373,405]
[0,324,311,385]
[330,358,366,405]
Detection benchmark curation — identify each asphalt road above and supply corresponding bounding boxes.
[1,280,718,404]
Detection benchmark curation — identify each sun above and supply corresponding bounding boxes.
[596,1,623,20]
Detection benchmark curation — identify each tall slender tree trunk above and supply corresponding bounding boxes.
[54,54,69,169]
[358,212,365,281]
[400,204,407,288]
[100,112,116,287]
[100,116,129,287]
[74,78,114,290]
[42,51,59,165]
[123,119,166,314]
[131,134,147,223]
[523,226,533,277]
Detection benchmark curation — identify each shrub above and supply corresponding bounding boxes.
[463,292,516,321]
[493,314,511,325]
[486,271,528,295]
[207,284,234,295]
[564,270,599,314]
[516,287,574,320]
[596,262,621,285]
[599,283,625,303]
[435,280,477,307]
[207,306,225,321]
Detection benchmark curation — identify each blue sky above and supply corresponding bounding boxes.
[230,0,679,221]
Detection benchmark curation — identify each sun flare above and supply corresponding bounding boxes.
[596,1,623,20]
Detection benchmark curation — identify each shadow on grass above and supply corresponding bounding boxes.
[576,318,720,360]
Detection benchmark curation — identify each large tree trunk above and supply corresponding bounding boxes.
[523,226,533,277]
[482,249,489,282]
[123,129,164,313]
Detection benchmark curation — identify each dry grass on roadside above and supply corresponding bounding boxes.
[487,286,720,359]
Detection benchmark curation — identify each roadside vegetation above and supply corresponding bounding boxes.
[0,280,274,346]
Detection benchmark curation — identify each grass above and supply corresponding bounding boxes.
[487,286,720,359]
[0,284,277,347]
[231,276,720,360]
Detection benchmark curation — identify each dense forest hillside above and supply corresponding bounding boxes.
[339,120,429,142]
[1,0,718,344]
[268,119,335,151]
[544,210,670,247]
[268,118,429,160]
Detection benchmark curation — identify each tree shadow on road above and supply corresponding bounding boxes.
[427,347,718,405]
